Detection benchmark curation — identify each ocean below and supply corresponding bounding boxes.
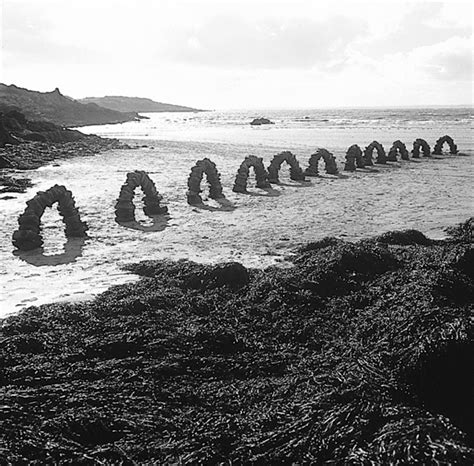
[1,107,473,316]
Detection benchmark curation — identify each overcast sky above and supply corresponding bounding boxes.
[0,0,472,108]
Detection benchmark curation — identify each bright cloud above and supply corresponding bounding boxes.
[0,0,472,108]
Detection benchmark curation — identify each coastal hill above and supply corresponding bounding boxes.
[0,84,139,127]
[80,95,204,113]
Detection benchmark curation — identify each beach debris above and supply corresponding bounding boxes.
[114,170,168,223]
[233,155,271,193]
[12,184,88,251]
[187,158,226,205]
[344,144,364,171]
[412,138,431,158]
[267,151,306,183]
[304,148,339,176]
[433,135,458,155]
[387,140,409,161]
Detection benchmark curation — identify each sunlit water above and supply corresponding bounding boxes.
[1,107,473,316]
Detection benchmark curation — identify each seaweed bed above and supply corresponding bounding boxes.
[0,219,473,464]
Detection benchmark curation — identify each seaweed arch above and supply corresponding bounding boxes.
[387,140,409,162]
[12,184,88,251]
[233,155,271,193]
[344,144,365,171]
[433,135,458,155]
[115,170,168,223]
[412,138,431,158]
[267,151,306,183]
[364,141,387,165]
[305,148,339,176]
[187,158,225,205]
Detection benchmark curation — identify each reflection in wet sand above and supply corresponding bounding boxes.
[14,237,86,267]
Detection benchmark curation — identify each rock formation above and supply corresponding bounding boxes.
[250,117,274,126]
[433,135,458,155]
[187,158,225,205]
[304,148,339,176]
[0,116,21,147]
[412,138,431,158]
[115,171,168,223]
[364,141,387,165]
[344,145,365,171]
[267,151,306,183]
[12,185,88,251]
[387,140,409,161]
[1,109,85,144]
[233,155,271,193]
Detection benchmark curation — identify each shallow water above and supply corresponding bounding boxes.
[1,107,473,316]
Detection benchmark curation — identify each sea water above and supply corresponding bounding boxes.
[1,107,472,316]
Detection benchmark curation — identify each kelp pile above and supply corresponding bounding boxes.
[0,220,473,463]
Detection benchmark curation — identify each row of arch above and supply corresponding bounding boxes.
[11,135,461,250]
[343,135,457,171]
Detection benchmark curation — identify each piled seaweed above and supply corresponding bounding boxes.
[0,220,473,463]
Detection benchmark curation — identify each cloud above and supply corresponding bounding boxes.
[362,2,472,57]
[161,14,366,70]
[410,36,473,81]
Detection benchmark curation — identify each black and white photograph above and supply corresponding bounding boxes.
[0,0,473,463]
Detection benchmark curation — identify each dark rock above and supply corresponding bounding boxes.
[250,117,274,126]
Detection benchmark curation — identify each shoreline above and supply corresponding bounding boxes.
[0,219,472,463]
[0,135,133,195]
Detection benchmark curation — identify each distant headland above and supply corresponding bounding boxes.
[79,95,205,114]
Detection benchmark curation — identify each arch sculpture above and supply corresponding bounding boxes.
[304,148,339,176]
[187,158,225,205]
[433,135,458,155]
[233,155,271,193]
[387,140,409,162]
[344,145,365,171]
[115,171,168,223]
[12,184,88,251]
[267,151,306,183]
[412,138,431,158]
[364,141,387,165]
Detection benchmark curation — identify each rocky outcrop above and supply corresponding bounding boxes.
[250,117,274,126]
[304,148,339,176]
[187,158,225,205]
[344,144,364,171]
[1,108,85,144]
[433,135,458,155]
[12,185,88,251]
[387,140,409,161]
[267,151,306,183]
[412,138,431,158]
[115,171,168,223]
[364,141,387,165]
[0,117,21,147]
[233,155,271,193]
